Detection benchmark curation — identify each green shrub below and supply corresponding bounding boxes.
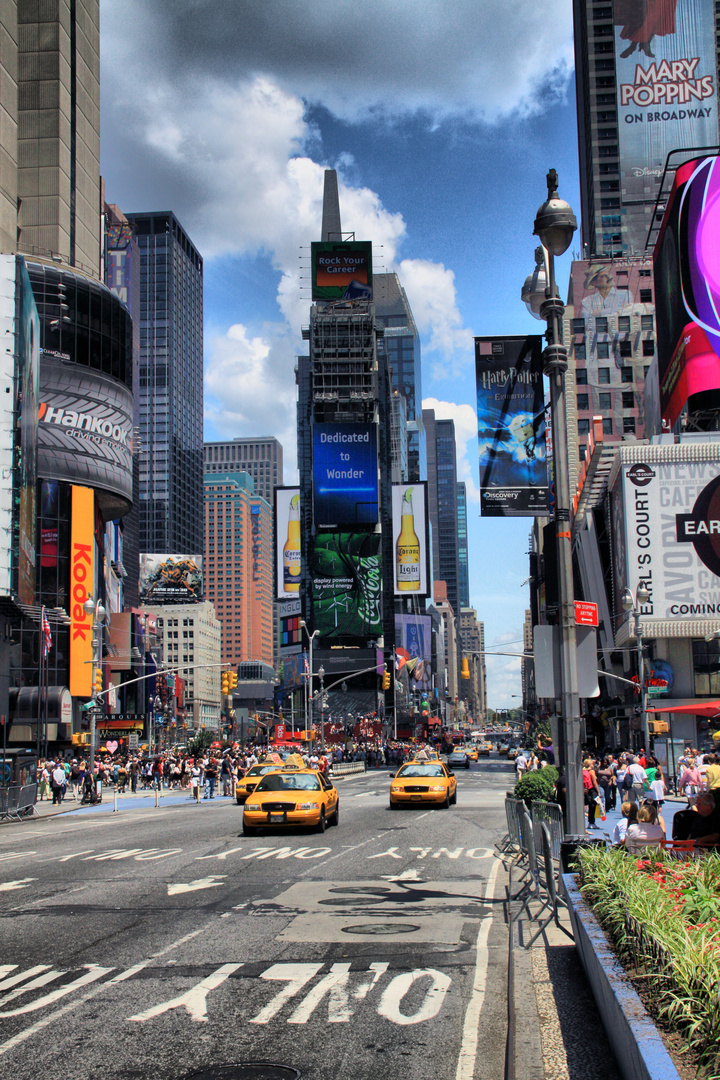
[514,765,558,802]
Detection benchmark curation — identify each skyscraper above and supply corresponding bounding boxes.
[457,482,469,610]
[423,409,461,619]
[204,437,283,503]
[204,471,274,669]
[126,212,204,555]
[573,0,719,258]
[374,272,425,482]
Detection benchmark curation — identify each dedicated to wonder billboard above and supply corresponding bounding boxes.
[654,156,720,427]
[313,422,378,528]
[610,444,720,641]
[614,0,717,203]
[139,555,203,604]
[311,241,373,302]
[475,335,548,517]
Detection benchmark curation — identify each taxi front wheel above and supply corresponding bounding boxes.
[316,808,327,833]
[243,821,257,836]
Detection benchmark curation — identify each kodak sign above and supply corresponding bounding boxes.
[69,486,94,697]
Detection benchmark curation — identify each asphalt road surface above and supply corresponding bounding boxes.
[0,761,515,1080]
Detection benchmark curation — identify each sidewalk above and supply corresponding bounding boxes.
[16,788,237,821]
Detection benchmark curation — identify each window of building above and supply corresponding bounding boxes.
[575,344,586,360]
[640,288,653,302]
[576,369,588,385]
[622,391,634,409]
[641,314,654,332]
[598,367,610,384]
[621,366,633,383]
[572,318,585,335]
[596,317,609,333]
[599,392,612,411]
[619,341,632,357]
[618,315,631,332]
[578,419,590,435]
[623,416,636,434]
[693,639,720,696]
[602,417,613,435]
[643,339,655,357]
[577,394,589,411]
[597,341,610,359]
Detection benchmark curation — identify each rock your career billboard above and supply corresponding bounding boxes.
[311,241,373,301]
[475,335,548,517]
[614,0,717,201]
[610,445,720,642]
[313,422,378,528]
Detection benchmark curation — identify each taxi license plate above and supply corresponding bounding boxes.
[411,795,422,801]
[269,812,286,823]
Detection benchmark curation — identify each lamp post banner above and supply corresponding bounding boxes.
[612,450,720,640]
[475,335,548,516]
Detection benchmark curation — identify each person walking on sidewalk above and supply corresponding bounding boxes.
[51,761,66,804]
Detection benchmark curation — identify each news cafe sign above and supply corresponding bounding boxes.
[617,451,720,636]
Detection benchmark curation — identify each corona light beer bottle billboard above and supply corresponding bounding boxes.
[396,487,420,591]
[283,493,301,592]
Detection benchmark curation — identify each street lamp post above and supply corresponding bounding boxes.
[82,595,107,774]
[317,665,325,753]
[300,620,319,745]
[522,169,584,838]
[622,584,651,750]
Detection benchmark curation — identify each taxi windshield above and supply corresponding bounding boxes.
[398,764,445,778]
[256,774,322,792]
[248,765,280,776]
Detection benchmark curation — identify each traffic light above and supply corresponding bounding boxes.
[95,667,103,696]
[382,670,391,690]
[221,671,229,695]
[460,658,470,680]
[229,671,237,690]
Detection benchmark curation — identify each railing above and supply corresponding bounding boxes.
[503,796,525,854]
[530,799,565,861]
[0,783,38,823]
[329,762,366,777]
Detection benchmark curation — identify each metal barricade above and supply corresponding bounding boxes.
[530,799,564,861]
[503,796,524,854]
[0,787,8,819]
[0,785,22,822]
[15,783,37,819]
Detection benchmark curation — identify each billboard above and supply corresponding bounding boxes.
[475,336,548,517]
[16,258,39,606]
[69,486,95,697]
[611,446,720,641]
[311,241,373,302]
[275,486,301,599]
[395,613,432,691]
[310,531,382,641]
[139,555,203,604]
[391,483,430,596]
[654,156,720,426]
[313,422,378,527]
[38,360,134,516]
[106,223,135,311]
[614,0,717,202]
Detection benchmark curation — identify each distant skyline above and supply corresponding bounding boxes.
[99,0,581,707]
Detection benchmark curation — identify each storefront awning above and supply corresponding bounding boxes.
[646,698,720,718]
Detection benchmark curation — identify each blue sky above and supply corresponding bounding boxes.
[99,0,581,707]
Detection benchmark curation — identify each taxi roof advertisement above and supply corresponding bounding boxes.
[310,241,373,302]
[611,446,720,642]
[614,0,717,202]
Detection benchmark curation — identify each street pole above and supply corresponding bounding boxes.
[82,595,106,775]
[636,614,648,752]
[318,665,325,754]
[524,170,584,837]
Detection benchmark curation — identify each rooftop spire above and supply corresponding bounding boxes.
[320,169,342,242]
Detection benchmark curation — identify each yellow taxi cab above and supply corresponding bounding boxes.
[466,746,479,762]
[281,753,306,771]
[242,768,339,835]
[235,760,285,805]
[477,740,493,756]
[389,760,457,809]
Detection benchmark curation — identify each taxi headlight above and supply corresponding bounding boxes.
[428,785,446,792]
[296,801,320,810]
[390,785,402,792]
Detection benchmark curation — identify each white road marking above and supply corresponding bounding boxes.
[380,868,421,882]
[127,963,242,1023]
[367,847,402,860]
[377,969,452,1026]
[0,966,50,991]
[287,962,388,1024]
[167,875,227,896]
[455,856,502,1080]
[196,846,245,861]
[0,965,112,1018]
[249,964,323,1024]
[0,851,35,863]
[0,878,35,892]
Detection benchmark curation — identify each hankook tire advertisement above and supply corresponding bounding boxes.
[38,358,133,516]
[612,448,720,640]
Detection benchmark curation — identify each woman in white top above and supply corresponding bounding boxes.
[612,800,637,845]
[624,803,665,853]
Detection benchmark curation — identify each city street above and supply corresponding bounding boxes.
[0,762,514,1080]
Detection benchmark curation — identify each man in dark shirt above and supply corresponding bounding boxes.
[688,792,720,848]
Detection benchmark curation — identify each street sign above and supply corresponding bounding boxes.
[575,601,598,627]
[128,733,139,749]
[646,685,669,699]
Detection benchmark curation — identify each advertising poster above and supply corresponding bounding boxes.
[313,422,378,527]
[275,486,301,600]
[391,482,430,597]
[395,613,432,691]
[614,0,717,201]
[475,336,548,517]
[139,554,203,604]
[16,258,39,606]
[654,156,720,426]
[38,361,134,515]
[310,531,382,641]
[311,241,373,301]
[106,223,135,310]
[69,485,95,698]
[612,446,720,641]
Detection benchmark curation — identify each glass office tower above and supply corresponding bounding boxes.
[126,212,204,555]
[375,273,426,482]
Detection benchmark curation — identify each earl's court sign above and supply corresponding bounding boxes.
[610,444,720,643]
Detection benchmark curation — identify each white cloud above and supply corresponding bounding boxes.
[397,259,474,373]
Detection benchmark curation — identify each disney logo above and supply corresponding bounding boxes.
[631,167,662,177]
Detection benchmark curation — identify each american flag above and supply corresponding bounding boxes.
[41,606,53,657]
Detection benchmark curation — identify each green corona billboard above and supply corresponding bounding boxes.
[310,241,373,301]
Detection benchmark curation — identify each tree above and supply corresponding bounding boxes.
[188,730,213,757]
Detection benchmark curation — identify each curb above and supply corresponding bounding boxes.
[562,873,681,1080]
